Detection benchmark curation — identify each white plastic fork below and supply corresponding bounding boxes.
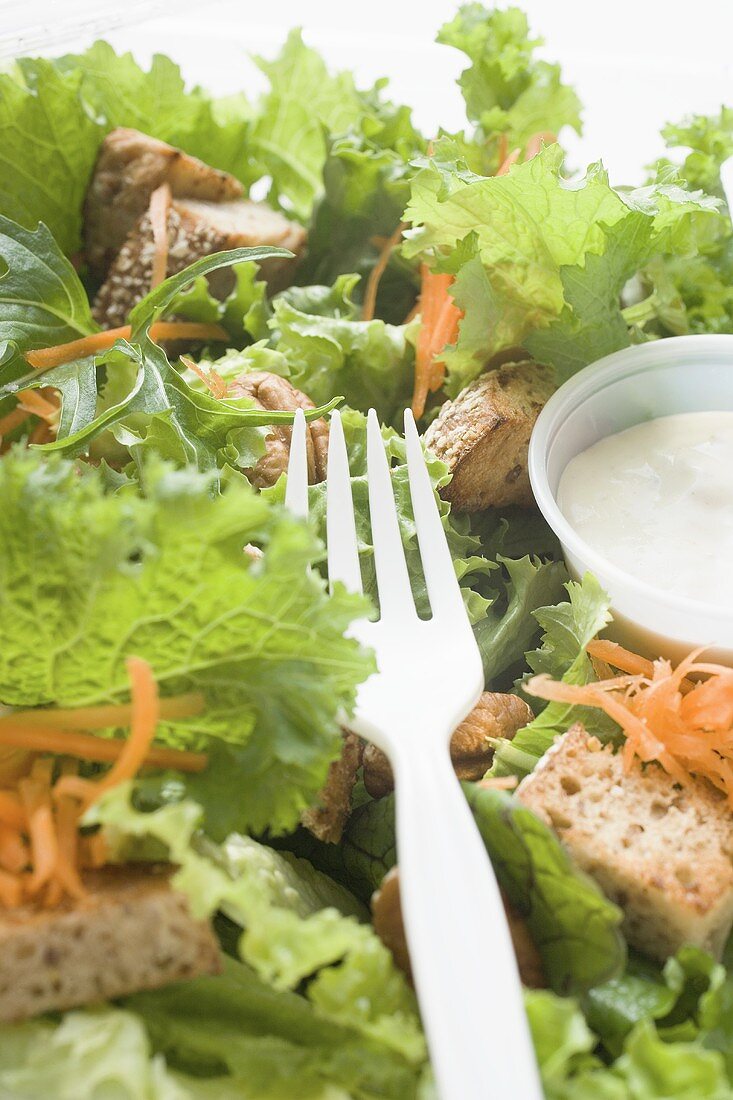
[286,407,543,1100]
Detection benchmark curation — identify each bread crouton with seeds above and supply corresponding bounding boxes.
[516,724,733,962]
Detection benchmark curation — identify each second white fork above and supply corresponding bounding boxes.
[287,407,542,1100]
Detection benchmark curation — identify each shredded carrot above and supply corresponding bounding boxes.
[0,868,22,907]
[0,724,206,773]
[2,692,204,733]
[81,831,108,869]
[411,265,463,418]
[148,182,172,290]
[25,322,230,371]
[496,133,509,170]
[523,131,557,161]
[17,388,58,423]
[180,356,229,400]
[527,644,733,802]
[19,766,58,897]
[0,824,28,874]
[586,640,655,678]
[0,790,26,830]
[478,776,518,791]
[362,222,406,322]
[54,761,85,900]
[0,405,32,440]
[55,656,159,810]
[496,147,521,176]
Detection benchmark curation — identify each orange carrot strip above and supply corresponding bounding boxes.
[0,791,26,830]
[0,724,207,773]
[149,182,172,290]
[523,131,557,161]
[17,388,58,422]
[362,222,406,322]
[180,356,229,400]
[54,761,85,900]
[412,267,458,418]
[586,640,655,678]
[427,293,462,391]
[0,868,22,907]
[496,148,521,176]
[0,824,28,874]
[0,405,32,439]
[19,774,58,896]
[25,322,229,370]
[2,693,204,732]
[81,832,108,869]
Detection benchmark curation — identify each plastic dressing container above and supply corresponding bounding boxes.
[528,335,733,664]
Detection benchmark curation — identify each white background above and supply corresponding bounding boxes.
[2,0,733,183]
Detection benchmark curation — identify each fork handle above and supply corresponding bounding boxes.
[392,740,543,1100]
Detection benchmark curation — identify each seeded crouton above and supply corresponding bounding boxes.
[423,362,554,513]
[84,128,244,277]
[301,732,364,844]
[92,198,307,328]
[0,865,221,1022]
[516,724,733,961]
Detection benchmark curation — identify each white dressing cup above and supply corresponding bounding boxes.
[528,335,733,664]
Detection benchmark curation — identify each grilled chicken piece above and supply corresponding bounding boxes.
[84,128,244,278]
[92,198,307,328]
[424,361,555,512]
[0,865,220,1023]
[229,371,329,490]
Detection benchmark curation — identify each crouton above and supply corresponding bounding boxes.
[0,865,221,1023]
[363,692,533,799]
[516,724,733,962]
[229,371,329,490]
[84,128,244,277]
[423,362,554,513]
[92,199,307,328]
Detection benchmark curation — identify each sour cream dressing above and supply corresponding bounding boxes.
[557,411,733,607]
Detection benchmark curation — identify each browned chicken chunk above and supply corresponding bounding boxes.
[424,361,555,512]
[0,865,220,1023]
[92,198,307,327]
[84,128,245,277]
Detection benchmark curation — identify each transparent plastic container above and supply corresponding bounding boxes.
[528,335,733,664]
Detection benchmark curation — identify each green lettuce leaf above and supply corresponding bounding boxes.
[92,786,425,1070]
[248,30,369,220]
[491,573,615,779]
[404,146,717,393]
[0,451,373,834]
[299,104,424,323]
[267,280,414,425]
[436,5,582,160]
[285,780,625,994]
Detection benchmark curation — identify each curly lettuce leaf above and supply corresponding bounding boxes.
[437,5,581,159]
[491,573,615,779]
[268,281,414,425]
[404,146,718,393]
[92,787,425,1069]
[0,451,373,834]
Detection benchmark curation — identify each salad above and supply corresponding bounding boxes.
[0,5,732,1098]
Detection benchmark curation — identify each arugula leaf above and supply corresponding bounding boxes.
[0,451,373,834]
[404,146,717,393]
[437,5,582,160]
[6,248,318,469]
[491,574,615,779]
[0,216,96,353]
[92,787,425,1068]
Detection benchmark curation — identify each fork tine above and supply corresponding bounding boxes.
[326,410,363,595]
[404,408,466,623]
[285,408,309,518]
[366,408,416,619]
